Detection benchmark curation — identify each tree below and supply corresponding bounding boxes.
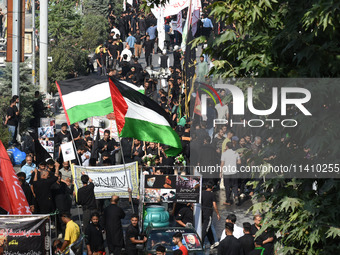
[0,62,38,133]
[80,14,108,50]
[188,0,340,253]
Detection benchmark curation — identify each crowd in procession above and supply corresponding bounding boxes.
[0,1,281,255]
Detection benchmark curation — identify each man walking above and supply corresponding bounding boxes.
[5,98,18,145]
[104,195,125,255]
[220,142,241,205]
[218,223,243,255]
[77,174,97,231]
[201,182,220,245]
[125,215,147,255]
[143,35,154,67]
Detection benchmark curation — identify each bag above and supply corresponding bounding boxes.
[7,147,26,165]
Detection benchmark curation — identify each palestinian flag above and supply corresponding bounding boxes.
[56,76,182,156]
[109,77,182,156]
[56,76,111,125]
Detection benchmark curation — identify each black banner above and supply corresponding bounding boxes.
[176,176,201,203]
[0,215,51,255]
[143,175,201,203]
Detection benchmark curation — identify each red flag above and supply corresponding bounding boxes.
[194,91,202,116]
[0,140,31,214]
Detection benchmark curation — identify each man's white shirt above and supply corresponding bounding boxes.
[220,224,244,240]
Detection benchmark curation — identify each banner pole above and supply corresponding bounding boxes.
[114,121,135,214]
[68,124,82,166]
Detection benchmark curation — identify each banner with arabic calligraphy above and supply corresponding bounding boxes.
[0,215,51,255]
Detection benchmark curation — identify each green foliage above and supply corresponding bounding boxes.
[80,14,108,50]
[194,0,340,78]
[185,0,340,253]
[0,62,37,133]
[0,121,11,148]
[48,0,82,44]
[83,0,111,16]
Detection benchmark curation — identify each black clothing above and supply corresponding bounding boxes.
[77,182,97,210]
[51,181,72,213]
[202,190,216,218]
[32,98,45,118]
[160,55,169,68]
[121,137,133,163]
[138,19,146,34]
[146,147,158,155]
[125,224,140,255]
[85,223,105,252]
[55,131,71,146]
[109,43,120,59]
[249,248,266,255]
[96,52,108,66]
[21,182,35,206]
[132,145,144,163]
[143,40,154,55]
[251,225,274,255]
[6,106,17,126]
[176,206,193,227]
[239,234,255,255]
[251,224,260,236]
[104,204,126,253]
[217,235,243,255]
[173,51,182,69]
[135,34,143,45]
[33,176,58,213]
[70,125,83,147]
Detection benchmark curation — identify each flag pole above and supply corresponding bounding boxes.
[113,119,135,214]
[68,124,82,166]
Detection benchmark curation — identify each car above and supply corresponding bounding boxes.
[137,225,205,255]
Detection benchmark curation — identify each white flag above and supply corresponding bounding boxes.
[157,9,165,51]
[177,11,183,34]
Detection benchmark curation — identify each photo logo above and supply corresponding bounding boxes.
[201,84,312,128]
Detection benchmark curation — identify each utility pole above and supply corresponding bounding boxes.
[32,0,36,85]
[12,0,20,97]
[39,0,48,94]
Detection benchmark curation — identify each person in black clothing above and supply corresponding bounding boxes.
[176,203,193,227]
[109,39,121,69]
[77,174,97,232]
[51,172,73,236]
[5,98,18,145]
[85,212,105,255]
[98,130,119,165]
[201,182,220,245]
[17,172,35,213]
[104,195,125,255]
[173,45,183,70]
[217,223,243,255]
[239,222,255,255]
[134,30,144,59]
[131,139,144,164]
[248,239,265,255]
[55,123,71,159]
[70,122,83,148]
[32,162,59,214]
[143,35,154,67]
[96,46,108,76]
[125,215,148,255]
[121,137,133,163]
[251,215,274,255]
[31,91,46,128]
